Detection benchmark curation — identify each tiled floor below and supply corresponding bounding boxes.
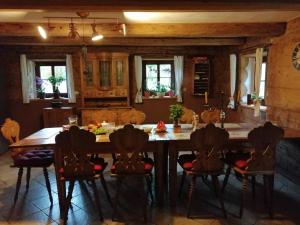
[0,152,300,225]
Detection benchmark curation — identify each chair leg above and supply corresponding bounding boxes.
[212,175,227,218]
[63,180,75,223]
[187,175,196,218]
[26,167,31,192]
[142,177,148,222]
[43,167,53,205]
[265,175,274,218]
[100,175,112,205]
[251,176,256,200]
[14,167,23,204]
[178,170,186,197]
[239,175,248,218]
[221,166,231,193]
[91,180,104,221]
[146,175,154,204]
[112,177,123,221]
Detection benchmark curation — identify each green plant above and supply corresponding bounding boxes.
[47,76,65,92]
[251,92,263,102]
[37,87,45,94]
[156,83,168,93]
[37,87,45,99]
[169,104,184,121]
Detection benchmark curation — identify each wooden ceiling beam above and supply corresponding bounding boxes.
[0,22,286,38]
[0,0,299,11]
[0,36,245,46]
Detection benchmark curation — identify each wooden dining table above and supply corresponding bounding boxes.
[9,123,300,212]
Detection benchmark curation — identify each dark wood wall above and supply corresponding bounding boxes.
[0,45,239,137]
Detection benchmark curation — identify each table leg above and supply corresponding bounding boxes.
[169,142,178,207]
[155,142,165,206]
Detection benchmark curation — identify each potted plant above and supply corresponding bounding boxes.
[156,83,168,98]
[169,104,184,128]
[37,87,45,99]
[144,88,151,98]
[47,76,65,99]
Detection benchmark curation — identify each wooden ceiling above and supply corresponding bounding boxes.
[0,0,299,46]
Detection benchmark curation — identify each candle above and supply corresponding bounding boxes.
[204,92,208,104]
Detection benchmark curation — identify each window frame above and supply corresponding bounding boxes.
[142,60,175,94]
[35,61,67,98]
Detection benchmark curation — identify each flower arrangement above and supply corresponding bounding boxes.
[47,76,65,98]
[35,76,45,99]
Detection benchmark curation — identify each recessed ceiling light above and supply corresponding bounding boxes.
[123,12,160,22]
[37,26,47,39]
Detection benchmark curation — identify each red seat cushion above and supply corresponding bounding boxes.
[182,162,193,170]
[235,160,248,169]
[178,153,195,170]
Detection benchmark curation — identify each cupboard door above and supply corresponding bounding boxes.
[115,60,124,86]
[84,61,94,87]
[99,60,111,89]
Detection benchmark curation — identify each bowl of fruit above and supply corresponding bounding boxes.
[155,121,167,133]
[87,123,108,135]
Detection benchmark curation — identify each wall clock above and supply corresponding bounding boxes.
[292,43,300,70]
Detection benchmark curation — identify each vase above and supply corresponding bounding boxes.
[53,89,60,99]
[173,119,180,128]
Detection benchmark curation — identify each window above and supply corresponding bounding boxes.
[259,62,267,98]
[142,60,175,93]
[35,61,67,97]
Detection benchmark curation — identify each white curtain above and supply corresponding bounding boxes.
[240,57,255,103]
[253,48,263,117]
[227,54,237,109]
[20,54,36,103]
[134,55,143,103]
[66,54,76,103]
[254,48,263,96]
[27,60,37,99]
[174,56,184,102]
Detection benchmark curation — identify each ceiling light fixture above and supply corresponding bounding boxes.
[68,19,80,40]
[122,23,126,36]
[91,21,104,41]
[37,25,47,39]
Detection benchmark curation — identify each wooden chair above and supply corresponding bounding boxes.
[119,109,146,125]
[180,107,195,124]
[1,118,53,205]
[55,126,111,224]
[177,123,229,218]
[222,122,284,218]
[200,109,220,123]
[109,124,154,222]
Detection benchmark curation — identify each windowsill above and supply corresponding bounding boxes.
[240,103,267,112]
[30,97,70,102]
[142,96,177,100]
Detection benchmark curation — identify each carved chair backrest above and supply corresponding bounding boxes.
[109,124,149,174]
[1,118,20,144]
[200,109,220,123]
[190,123,229,172]
[180,107,195,124]
[55,126,96,179]
[246,122,284,171]
[119,109,146,125]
